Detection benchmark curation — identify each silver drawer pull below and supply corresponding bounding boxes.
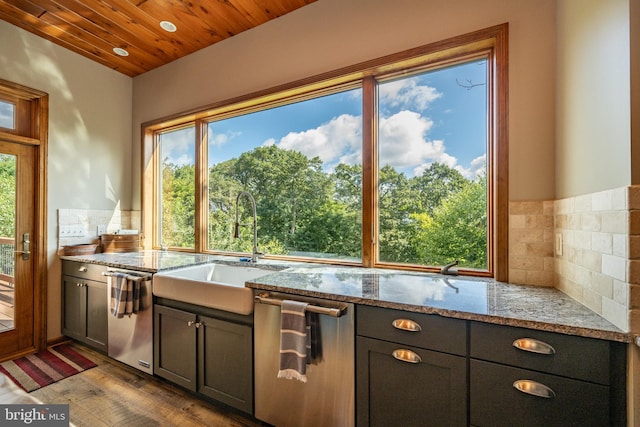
[513,380,556,398]
[392,318,422,332]
[78,266,88,272]
[513,338,556,355]
[392,349,422,364]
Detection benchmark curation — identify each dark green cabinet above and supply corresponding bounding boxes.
[357,336,467,427]
[154,303,253,414]
[61,261,108,353]
[153,305,197,390]
[469,321,625,427]
[356,305,468,426]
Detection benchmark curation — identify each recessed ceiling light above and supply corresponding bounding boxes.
[113,47,129,57]
[160,21,177,32]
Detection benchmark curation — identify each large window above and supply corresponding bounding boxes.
[158,125,196,248]
[377,60,488,270]
[206,89,363,261]
[144,25,508,278]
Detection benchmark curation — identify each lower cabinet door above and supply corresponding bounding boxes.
[198,316,253,414]
[154,305,197,391]
[62,276,85,340]
[62,275,108,353]
[84,279,108,352]
[470,359,610,427]
[357,336,467,427]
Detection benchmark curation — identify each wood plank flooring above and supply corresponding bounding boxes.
[29,342,265,427]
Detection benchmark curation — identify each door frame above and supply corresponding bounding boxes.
[0,78,48,357]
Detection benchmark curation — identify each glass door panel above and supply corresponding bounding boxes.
[0,140,35,358]
[0,153,15,332]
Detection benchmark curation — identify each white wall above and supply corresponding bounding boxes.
[556,0,632,197]
[132,0,558,204]
[0,20,133,339]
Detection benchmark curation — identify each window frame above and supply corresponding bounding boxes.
[142,24,508,280]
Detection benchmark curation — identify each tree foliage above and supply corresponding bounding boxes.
[160,145,488,269]
[0,154,15,238]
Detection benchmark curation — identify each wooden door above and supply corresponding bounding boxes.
[0,141,36,358]
[0,80,47,361]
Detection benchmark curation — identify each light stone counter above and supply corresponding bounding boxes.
[246,266,632,343]
[59,251,286,273]
[60,251,631,343]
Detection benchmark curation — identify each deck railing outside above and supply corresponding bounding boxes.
[0,237,15,287]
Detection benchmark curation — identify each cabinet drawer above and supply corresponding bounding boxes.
[357,305,466,355]
[470,322,610,384]
[470,359,609,427]
[62,261,106,282]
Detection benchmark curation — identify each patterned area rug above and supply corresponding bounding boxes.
[0,343,96,392]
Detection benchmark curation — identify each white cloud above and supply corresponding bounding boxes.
[275,113,361,168]
[379,110,456,169]
[172,154,193,167]
[267,107,483,179]
[160,127,195,166]
[454,154,486,179]
[379,77,442,111]
[209,130,240,147]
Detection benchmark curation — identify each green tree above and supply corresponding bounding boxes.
[412,162,466,215]
[410,175,487,269]
[378,165,418,262]
[0,154,16,238]
[161,159,195,248]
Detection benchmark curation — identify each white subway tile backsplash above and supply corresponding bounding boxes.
[549,187,638,332]
[602,254,627,282]
[592,190,613,211]
[591,232,613,255]
[614,234,629,258]
[600,211,627,234]
[56,208,141,252]
[602,297,629,331]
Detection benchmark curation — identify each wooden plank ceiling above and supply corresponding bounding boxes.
[0,0,316,77]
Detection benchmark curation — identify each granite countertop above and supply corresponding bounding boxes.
[60,251,632,343]
[246,266,632,343]
[59,251,287,273]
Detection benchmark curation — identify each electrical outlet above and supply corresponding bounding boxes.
[555,233,563,256]
[97,225,107,235]
[59,225,86,238]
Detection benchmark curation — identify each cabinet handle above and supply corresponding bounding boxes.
[392,349,422,364]
[76,283,85,287]
[513,380,556,398]
[78,266,88,272]
[512,338,556,355]
[392,318,422,332]
[187,320,202,328]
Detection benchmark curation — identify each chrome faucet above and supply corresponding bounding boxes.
[440,260,459,276]
[234,191,261,263]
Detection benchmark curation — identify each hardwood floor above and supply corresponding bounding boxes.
[29,342,265,427]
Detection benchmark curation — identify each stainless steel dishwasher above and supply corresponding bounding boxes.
[254,291,354,427]
[103,268,154,375]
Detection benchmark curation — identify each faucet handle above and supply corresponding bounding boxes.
[441,260,459,275]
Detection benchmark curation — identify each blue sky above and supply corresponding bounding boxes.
[0,101,14,129]
[163,58,488,179]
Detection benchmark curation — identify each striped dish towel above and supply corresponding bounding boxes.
[277,300,310,382]
[109,273,142,318]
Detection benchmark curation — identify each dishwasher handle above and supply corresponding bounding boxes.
[255,293,347,317]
